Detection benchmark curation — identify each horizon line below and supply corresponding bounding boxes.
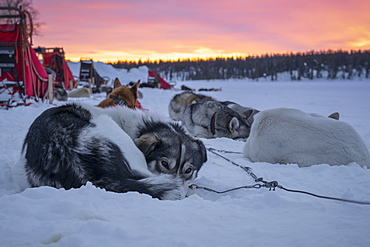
[64,48,370,64]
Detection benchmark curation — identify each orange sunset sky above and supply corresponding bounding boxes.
[31,0,370,62]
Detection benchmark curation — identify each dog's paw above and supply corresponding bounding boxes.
[142,174,188,200]
[160,183,188,200]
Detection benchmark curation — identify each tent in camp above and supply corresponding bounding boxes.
[34,47,77,90]
[148,70,172,89]
[0,6,48,107]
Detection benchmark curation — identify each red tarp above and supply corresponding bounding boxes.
[148,70,172,89]
[0,23,48,98]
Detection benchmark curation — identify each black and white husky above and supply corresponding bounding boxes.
[13,102,207,200]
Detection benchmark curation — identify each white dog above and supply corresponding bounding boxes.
[244,108,370,167]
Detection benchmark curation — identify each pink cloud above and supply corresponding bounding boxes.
[32,0,370,61]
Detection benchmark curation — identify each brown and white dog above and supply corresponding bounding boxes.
[98,78,140,109]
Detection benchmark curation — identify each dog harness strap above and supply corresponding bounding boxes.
[112,98,126,106]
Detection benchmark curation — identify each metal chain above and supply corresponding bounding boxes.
[207,148,259,181]
[206,148,243,155]
[189,184,262,194]
[193,147,370,205]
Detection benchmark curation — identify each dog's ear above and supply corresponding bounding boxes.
[196,139,207,163]
[113,78,122,89]
[328,112,340,120]
[131,80,140,97]
[229,117,240,133]
[134,133,161,156]
[242,109,259,127]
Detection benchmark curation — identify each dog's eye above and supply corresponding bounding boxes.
[161,160,169,169]
[184,167,193,174]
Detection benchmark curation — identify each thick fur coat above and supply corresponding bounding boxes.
[168,91,213,121]
[182,99,258,139]
[169,92,259,139]
[13,102,207,200]
[97,79,140,109]
[244,108,370,167]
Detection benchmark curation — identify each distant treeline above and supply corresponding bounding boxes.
[111,49,370,81]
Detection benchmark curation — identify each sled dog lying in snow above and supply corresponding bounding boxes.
[182,98,259,139]
[243,108,370,167]
[169,92,259,139]
[220,100,260,126]
[98,79,140,109]
[13,102,207,200]
[67,87,92,98]
[168,91,213,121]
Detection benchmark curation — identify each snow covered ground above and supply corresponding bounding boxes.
[1,76,370,247]
[67,61,149,86]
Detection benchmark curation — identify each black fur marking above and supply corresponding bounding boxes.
[23,103,94,188]
[137,120,207,180]
[22,103,181,199]
[77,137,174,198]
[139,120,188,136]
